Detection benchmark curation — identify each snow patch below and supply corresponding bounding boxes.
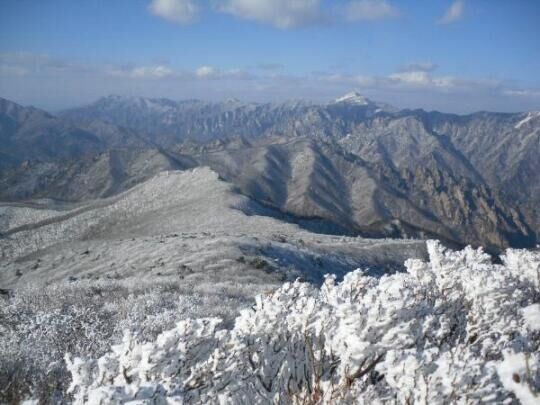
[522,303,540,330]
[334,91,371,105]
[515,111,540,129]
[497,352,540,405]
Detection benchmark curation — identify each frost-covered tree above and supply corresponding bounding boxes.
[67,241,540,404]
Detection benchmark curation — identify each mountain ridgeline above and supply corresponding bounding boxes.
[1,93,539,252]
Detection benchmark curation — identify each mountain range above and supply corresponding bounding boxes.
[1,93,539,252]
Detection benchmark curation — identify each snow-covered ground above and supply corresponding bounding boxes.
[0,167,425,402]
[66,241,540,404]
[0,202,74,233]
[0,167,424,287]
[1,168,538,403]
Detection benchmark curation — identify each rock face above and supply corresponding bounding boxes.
[1,95,539,251]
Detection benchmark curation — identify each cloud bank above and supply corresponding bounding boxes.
[1,52,538,113]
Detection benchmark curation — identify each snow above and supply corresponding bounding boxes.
[2,168,538,403]
[1,167,422,287]
[515,111,540,129]
[522,304,540,330]
[497,352,540,405]
[334,91,371,105]
[0,205,67,232]
[65,241,540,404]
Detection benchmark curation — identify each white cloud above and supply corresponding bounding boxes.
[106,64,250,80]
[106,65,175,79]
[503,89,540,98]
[316,69,501,95]
[399,62,438,73]
[388,71,455,89]
[389,71,433,86]
[439,0,465,25]
[146,0,399,29]
[217,0,323,29]
[149,0,199,24]
[2,51,539,113]
[0,52,511,97]
[195,65,216,78]
[195,65,253,80]
[131,65,174,79]
[345,0,399,22]
[0,52,90,76]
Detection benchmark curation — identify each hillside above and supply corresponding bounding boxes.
[1,167,424,287]
[1,95,539,250]
[0,167,426,402]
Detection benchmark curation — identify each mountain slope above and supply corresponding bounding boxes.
[0,98,106,168]
[0,148,188,201]
[174,133,535,252]
[424,110,540,237]
[2,95,538,250]
[60,94,392,145]
[0,168,425,287]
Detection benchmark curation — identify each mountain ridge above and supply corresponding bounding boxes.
[1,95,538,251]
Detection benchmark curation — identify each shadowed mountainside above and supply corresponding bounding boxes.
[1,95,538,251]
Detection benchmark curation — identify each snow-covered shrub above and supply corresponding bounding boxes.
[67,241,540,404]
[0,277,254,403]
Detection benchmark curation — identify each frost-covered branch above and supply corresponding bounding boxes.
[66,241,540,403]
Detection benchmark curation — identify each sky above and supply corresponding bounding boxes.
[0,0,539,113]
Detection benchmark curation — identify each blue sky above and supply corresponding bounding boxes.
[0,0,539,112]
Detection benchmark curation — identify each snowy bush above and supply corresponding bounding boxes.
[0,277,253,403]
[66,241,540,404]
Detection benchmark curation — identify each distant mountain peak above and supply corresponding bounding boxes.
[334,91,372,105]
[98,94,129,103]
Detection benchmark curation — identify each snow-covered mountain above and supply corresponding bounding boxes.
[1,95,539,251]
[2,174,538,402]
[0,167,427,402]
[0,167,423,286]
[1,95,540,404]
[334,91,372,105]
